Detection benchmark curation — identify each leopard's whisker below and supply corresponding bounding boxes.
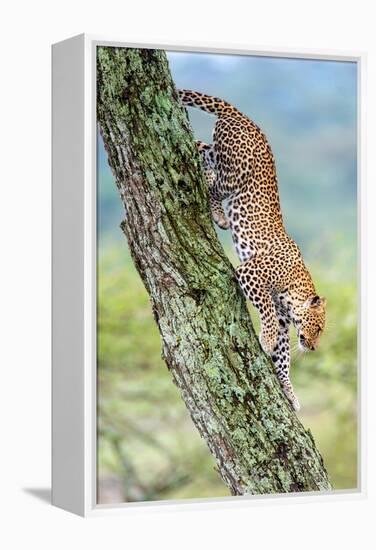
[290,344,302,361]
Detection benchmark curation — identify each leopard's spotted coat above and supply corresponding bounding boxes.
[179,89,326,411]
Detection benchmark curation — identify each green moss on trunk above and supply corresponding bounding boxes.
[97,46,332,495]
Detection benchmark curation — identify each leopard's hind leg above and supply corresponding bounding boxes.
[195,140,229,230]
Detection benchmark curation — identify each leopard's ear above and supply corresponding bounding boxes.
[309,295,326,308]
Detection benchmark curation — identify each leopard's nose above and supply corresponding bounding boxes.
[310,345,315,351]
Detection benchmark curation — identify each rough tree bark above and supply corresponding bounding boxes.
[97,46,332,495]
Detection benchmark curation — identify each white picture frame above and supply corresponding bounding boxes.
[52,33,366,517]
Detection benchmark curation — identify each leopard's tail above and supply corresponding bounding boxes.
[178,89,238,117]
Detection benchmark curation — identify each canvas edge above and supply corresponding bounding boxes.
[52,33,86,516]
[357,50,367,501]
[51,33,367,517]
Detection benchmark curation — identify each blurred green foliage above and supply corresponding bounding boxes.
[97,240,357,503]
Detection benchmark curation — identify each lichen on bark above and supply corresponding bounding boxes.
[96,46,332,496]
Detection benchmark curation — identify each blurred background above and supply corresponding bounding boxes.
[97,51,357,504]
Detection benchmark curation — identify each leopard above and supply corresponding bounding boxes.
[178,89,326,412]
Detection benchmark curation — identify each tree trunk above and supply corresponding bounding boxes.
[96,46,332,495]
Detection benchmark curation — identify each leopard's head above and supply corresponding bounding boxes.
[295,295,326,351]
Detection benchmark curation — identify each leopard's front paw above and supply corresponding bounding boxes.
[287,394,301,412]
[291,397,301,412]
[259,331,277,356]
[282,385,301,412]
[212,211,230,230]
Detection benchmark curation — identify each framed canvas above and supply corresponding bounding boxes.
[52,34,366,517]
